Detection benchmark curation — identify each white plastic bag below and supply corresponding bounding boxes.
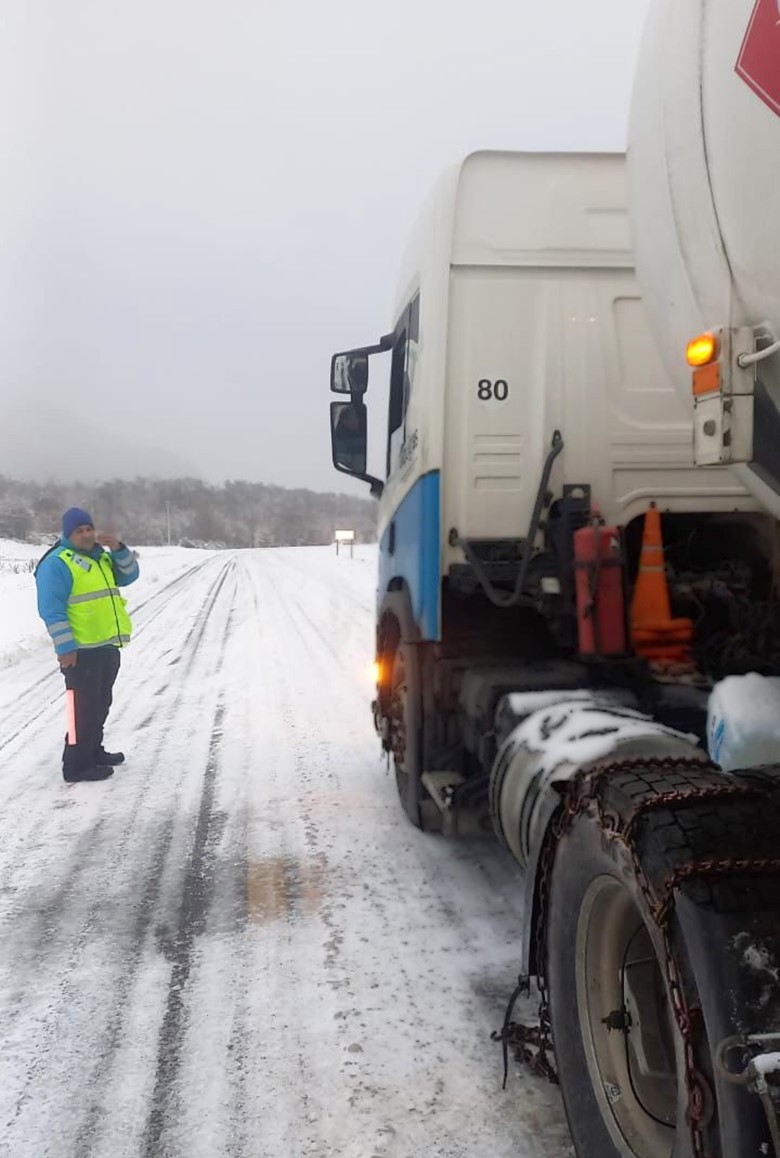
[707,674,780,770]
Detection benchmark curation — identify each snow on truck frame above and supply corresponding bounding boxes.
[330,147,780,1158]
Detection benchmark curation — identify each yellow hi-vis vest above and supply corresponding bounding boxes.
[59,548,133,648]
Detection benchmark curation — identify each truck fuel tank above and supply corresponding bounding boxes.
[489,691,705,871]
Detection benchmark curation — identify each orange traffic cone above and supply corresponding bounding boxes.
[631,505,693,665]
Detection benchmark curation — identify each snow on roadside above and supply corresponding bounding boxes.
[0,539,51,670]
[0,539,215,671]
[0,541,575,1157]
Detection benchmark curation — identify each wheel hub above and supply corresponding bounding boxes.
[576,875,680,1158]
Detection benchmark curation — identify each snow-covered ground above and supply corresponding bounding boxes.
[0,539,214,672]
[0,542,572,1158]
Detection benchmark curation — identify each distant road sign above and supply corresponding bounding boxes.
[736,0,780,118]
[334,529,355,542]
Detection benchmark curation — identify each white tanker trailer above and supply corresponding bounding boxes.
[630,0,780,518]
[328,2,780,1154]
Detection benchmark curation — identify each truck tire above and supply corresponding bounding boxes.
[546,766,780,1158]
[389,643,424,828]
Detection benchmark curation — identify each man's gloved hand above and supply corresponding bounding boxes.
[59,652,77,669]
[97,533,121,551]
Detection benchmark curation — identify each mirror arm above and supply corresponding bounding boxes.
[356,474,383,498]
[332,465,383,498]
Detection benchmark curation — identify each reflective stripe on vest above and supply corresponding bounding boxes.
[58,549,133,648]
[68,588,122,604]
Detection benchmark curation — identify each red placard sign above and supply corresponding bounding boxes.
[736,0,780,117]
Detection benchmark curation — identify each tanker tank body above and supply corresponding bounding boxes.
[629,0,780,513]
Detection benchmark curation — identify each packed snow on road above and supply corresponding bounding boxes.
[0,540,573,1158]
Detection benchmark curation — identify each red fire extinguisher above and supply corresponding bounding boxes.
[573,518,627,656]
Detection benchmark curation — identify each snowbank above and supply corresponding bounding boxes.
[0,539,214,670]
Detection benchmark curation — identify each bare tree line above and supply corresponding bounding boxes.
[0,476,377,548]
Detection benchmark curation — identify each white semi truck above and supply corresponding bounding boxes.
[328,3,780,1155]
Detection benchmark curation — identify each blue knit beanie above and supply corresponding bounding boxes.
[62,507,94,539]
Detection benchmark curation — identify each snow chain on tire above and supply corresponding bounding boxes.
[493,756,780,1158]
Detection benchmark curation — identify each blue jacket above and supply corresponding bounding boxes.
[35,538,140,656]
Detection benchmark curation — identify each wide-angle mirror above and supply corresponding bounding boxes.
[330,399,368,475]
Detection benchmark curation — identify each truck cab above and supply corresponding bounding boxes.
[330,150,772,828]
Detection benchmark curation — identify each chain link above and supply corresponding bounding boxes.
[500,756,780,1158]
[493,1020,559,1084]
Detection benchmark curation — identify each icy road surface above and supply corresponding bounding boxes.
[0,545,573,1158]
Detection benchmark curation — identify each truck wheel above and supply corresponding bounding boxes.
[389,643,424,828]
[546,769,780,1158]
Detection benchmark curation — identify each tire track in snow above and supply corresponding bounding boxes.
[0,554,229,791]
[140,652,234,1155]
[0,813,176,1137]
[0,559,236,990]
[261,558,365,698]
[218,556,345,1157]
[121,557,219,653]
[0,667,58,729]
[240,556,419,1155]
[147,555,260,1158]
[261,572,533,1140]
[131,557,236,730]
[1,547,574,1158]
[214,557,256,1158]
[246,554,572,1158]
[267,552,373,662]
[70,564,241,1158]
[268,548,373,617]
[0,558,214,746]
[130,560,210,621]
[0,560,241,1154]
[0,592,224,972]
[0,555,231,838]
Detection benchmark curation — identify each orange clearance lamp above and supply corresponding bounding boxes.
[687,331,722,398]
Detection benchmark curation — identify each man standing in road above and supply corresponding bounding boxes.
[35,507,140,783]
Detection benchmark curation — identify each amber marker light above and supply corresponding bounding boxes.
[686,332,719,367]
[372,661,383,685]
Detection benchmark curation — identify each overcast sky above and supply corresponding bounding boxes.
[0,0,653,495]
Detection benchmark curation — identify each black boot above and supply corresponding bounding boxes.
[64,765,115,783]
[95,748,125,766]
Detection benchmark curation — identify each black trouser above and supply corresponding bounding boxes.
[62,647,121,773]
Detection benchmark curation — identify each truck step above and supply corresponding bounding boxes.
[421,771,465,812]
[420,772,490,836]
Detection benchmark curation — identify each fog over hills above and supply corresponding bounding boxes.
[0,2,649,497]
[1,405,200,482]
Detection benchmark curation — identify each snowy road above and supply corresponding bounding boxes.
[0,546,573,1158]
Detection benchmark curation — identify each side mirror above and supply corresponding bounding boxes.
[331,399,368,474]
[331,352,369,395]
[329,335,392,396]
[330,400,384,496]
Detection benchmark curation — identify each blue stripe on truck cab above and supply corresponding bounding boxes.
[378,470,441,641]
